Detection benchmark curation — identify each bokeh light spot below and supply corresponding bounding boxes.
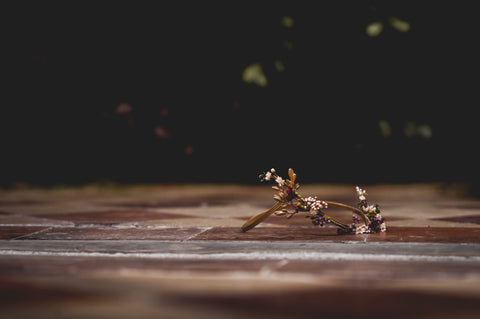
[366,22,383,37]
[281,16,294,28]
[242,63,268,87]
[389,17,411,32]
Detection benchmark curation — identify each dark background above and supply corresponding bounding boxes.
[3,2,480,189]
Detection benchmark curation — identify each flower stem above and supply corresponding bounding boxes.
[241,202,284,232]
[325,201,370,226]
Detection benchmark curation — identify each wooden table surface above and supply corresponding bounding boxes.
[1,183,479,318]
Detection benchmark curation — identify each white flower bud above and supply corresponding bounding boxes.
[355,225,368,234]
[380,223,387,232]
[275,176,285,186]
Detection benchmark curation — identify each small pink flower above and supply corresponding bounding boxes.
[114,103,133,115]
[153,126,170,139]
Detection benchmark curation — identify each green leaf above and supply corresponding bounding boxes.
[378,120,392,138]
[389,17,410,32]
[281,16,294,28]
[274,59,285,72]
[366,22,383,37]
[242,63,268,87]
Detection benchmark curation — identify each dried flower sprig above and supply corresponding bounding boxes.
[242,168,386,234]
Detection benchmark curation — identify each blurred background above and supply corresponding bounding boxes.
[3,2,479,191]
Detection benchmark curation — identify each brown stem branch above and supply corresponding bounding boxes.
[241,202,284,232]
[325,201,370,226]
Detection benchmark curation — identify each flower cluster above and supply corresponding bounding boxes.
[304,196,328,214]
[338,214,362,235]
[353,186,386,234]
[356,186,367,202]
[242,168,387,235]
[308,214,331,227]
[261,168,286,187]
[258,168,302,219]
